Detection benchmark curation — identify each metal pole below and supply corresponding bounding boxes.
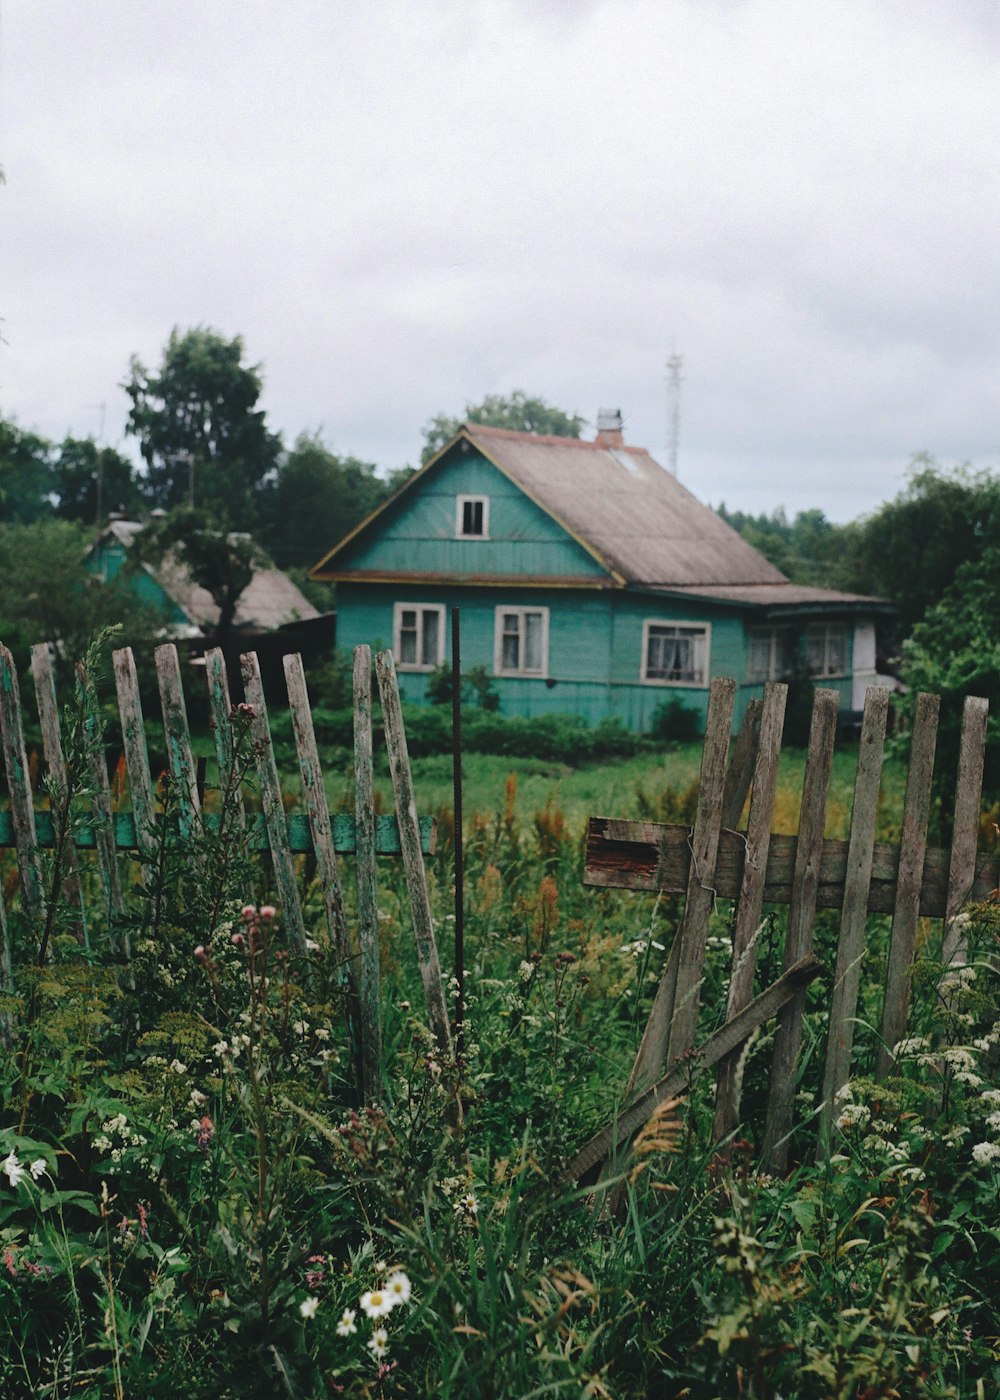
[451,608,465,1057]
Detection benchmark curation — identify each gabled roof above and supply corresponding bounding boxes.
[312,423,884,611]
[98,520,321,634]
[463,424,785,588]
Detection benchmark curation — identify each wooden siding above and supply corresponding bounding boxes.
[335,582,761,731]
[86,538,188,625]
[337,452,609,582]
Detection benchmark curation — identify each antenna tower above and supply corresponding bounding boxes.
[666,353,683,476]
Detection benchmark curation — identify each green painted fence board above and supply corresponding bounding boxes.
[0,810,434,855]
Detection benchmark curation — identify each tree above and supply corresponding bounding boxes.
[0,418,53,523]
[898,544,1000,804]
[135,507,261,659]
[124,327,281,529]
[842,458,1000,635]
[715,503,853,588]
[0,520,165,687]
[52,437,143,524]
[421,391,586,464]
[260,432,388,571]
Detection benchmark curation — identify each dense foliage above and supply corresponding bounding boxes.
[1,651,1000,1395]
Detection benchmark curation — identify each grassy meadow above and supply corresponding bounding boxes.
[1,698,999,1397]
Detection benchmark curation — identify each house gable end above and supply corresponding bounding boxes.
[317,441,614,585]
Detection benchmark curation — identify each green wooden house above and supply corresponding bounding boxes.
[311,415,890,731]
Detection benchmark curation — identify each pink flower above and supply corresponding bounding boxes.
[196,1116,215,1150]
[238,702,256,717]
[194,945,207,962]
[305,1269,324,1288]
[230,931,245,947]
[241,905,256,920]
[260,905,276,920]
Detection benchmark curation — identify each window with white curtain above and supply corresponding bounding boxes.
[393,603,445,671]
[641,620,710,685]
[494,606,548,677]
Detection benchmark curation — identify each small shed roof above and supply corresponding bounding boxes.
[102,520,320,633]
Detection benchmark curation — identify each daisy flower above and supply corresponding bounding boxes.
[360,1287,393,1319]
[386,1270,412,1307]
[336,1308,357,1336]
[367,1327,389,1358]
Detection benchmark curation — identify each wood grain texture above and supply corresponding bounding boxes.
[876,691,940,1080]
[818,686,889,1146]
[622,677,736,1102]
[155,645,202,839]
[0,644,45,923]
[30,644,85,941]
[942,695,990,968]
[76,661,127,945]
[240,651,307,957]
[761,686,839,1174]
[714,682,787,1141]
[375,649,452,1057]
[561,955,823,1184]
[204,648,246,834]
[353,646,382,1102]
[113,647,158,862]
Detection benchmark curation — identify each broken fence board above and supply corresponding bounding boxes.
[583,821,998,919]
[561,954,824,1184]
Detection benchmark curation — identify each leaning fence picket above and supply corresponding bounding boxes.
[353,645,382,1102]
[155,644,202,839]
[818,685,890,1145]
[942,695,990,970]
[876,691,940,1080]
[240,651,307,958]
[713,682,787,1143]
[76,661,127,942]
[204,648,247,834]
[761,687,839,1174]
[0,643,45,925]
[113,647,158,863]
[375,649,452,1058]
[30,643,85,942]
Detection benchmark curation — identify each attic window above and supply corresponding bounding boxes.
[456,495,489,539]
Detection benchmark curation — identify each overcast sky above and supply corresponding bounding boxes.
[2,0,999,522]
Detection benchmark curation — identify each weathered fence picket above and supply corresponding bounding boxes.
[575,679,995,1187]
[0,637,438,1110]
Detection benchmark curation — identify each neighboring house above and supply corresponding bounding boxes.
[87,519,329,661]
[311,414,891,731]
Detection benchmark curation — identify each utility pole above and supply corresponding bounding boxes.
[666,353,683,477]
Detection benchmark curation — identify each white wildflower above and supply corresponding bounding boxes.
[972,1141,1000,1166]
[29,1158,47,1181]
[360,1288,393,1320]
[385,1270,411,1307]
[336,1308,357,1335]
[299,1295,320,1320]
[2,1151,26,1187]
[367,1326,389,1358]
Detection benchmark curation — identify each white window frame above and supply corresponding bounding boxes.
[806,622,848,679]
[393,602,446,672]
[493,605,549,678]
[640,619,711,687]
[747,625,794,683]
[455,494,490,539]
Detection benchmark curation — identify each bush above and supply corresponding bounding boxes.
[649,695,701,743]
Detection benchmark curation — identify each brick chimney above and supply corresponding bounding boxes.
[595,408,624,448]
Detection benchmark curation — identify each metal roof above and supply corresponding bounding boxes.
[464,424,789,588]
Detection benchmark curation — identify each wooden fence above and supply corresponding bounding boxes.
[562,678,993,1186]
[0,639,444,1104]
[1,645,994,1186]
